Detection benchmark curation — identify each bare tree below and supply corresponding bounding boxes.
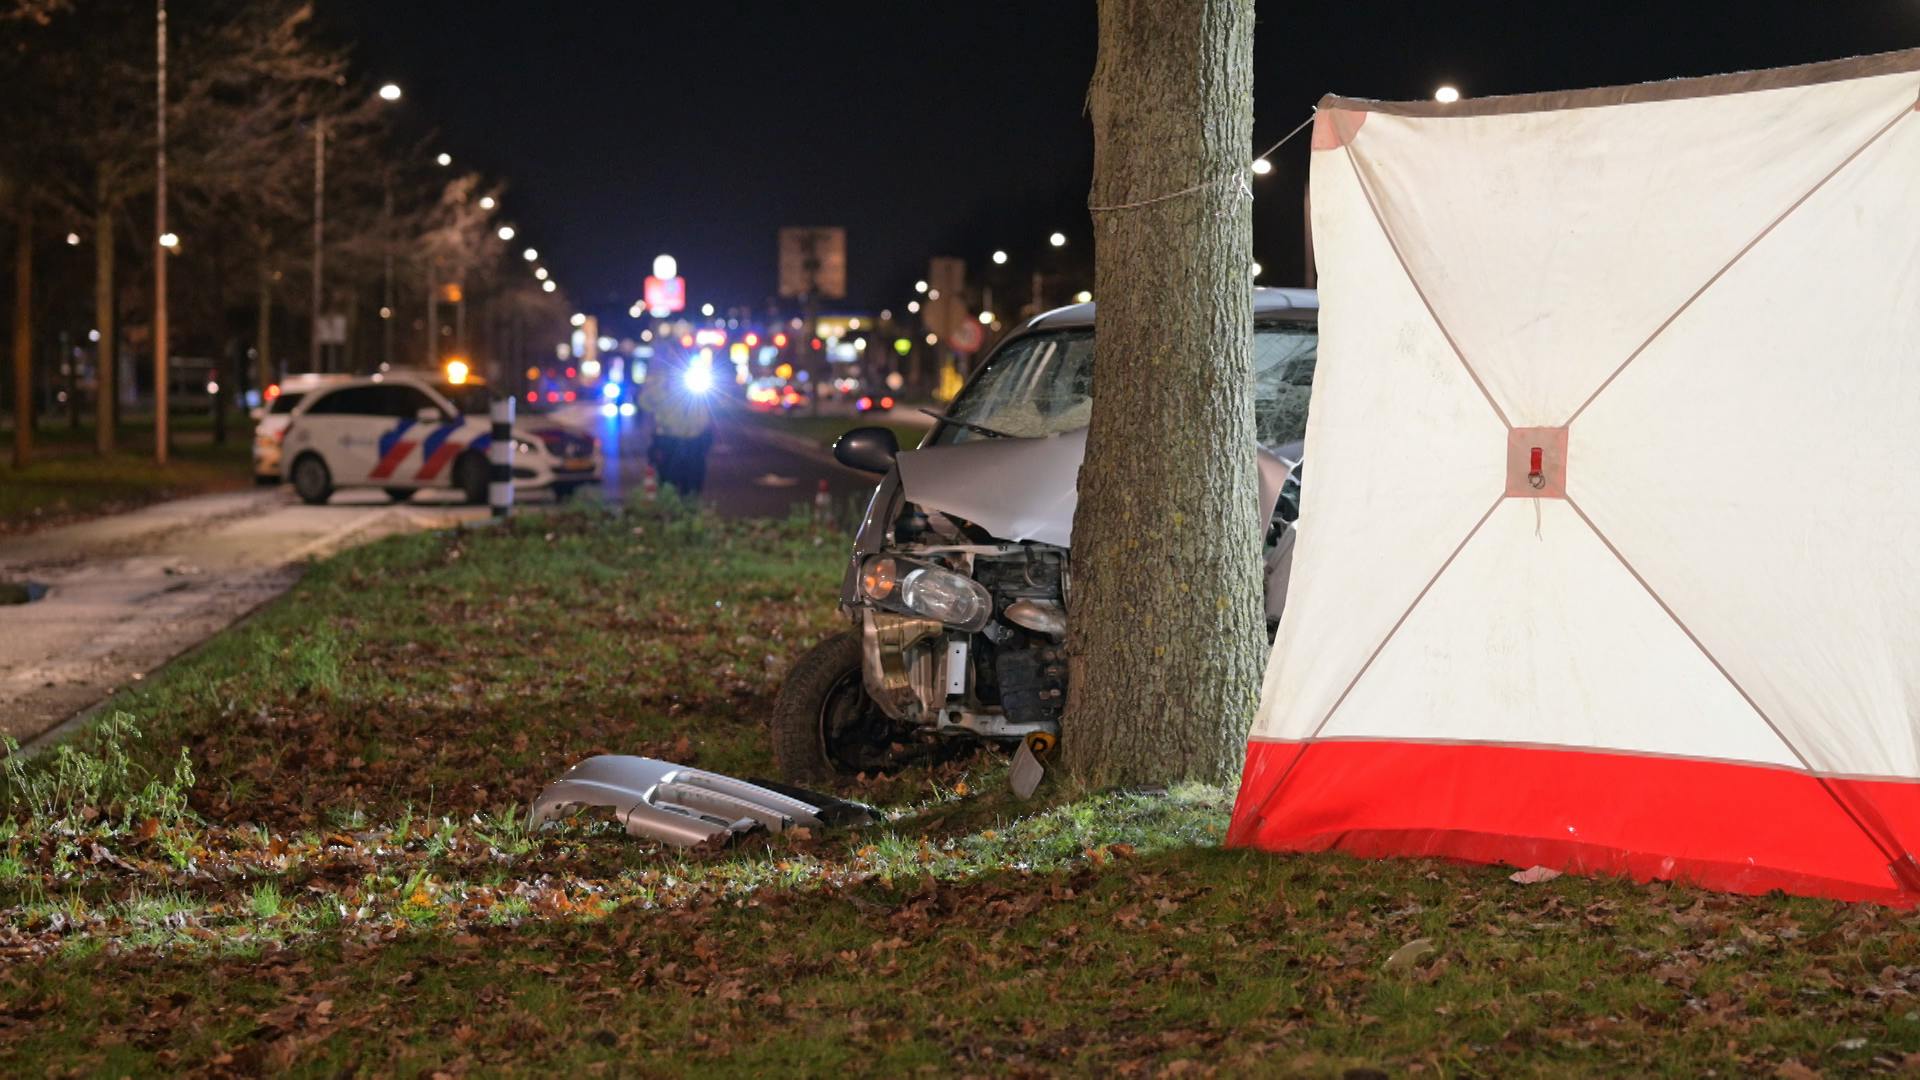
[1063,0,1260,787]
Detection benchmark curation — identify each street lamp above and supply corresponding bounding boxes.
[314,83,402,374]
[991,250,1008,265]
[542,280,556,293]
[436,152,452,166]
[1251,261,1263,279]
[1435,85,1461,103]
[700,302,715,317]
[1250,157,1273,176]
[157,232,179,249]
[570,313,587,327]
[497,225,515,241]
[1049,232,1067,248]
[478,195,496,210]
[522,247,538,262]
[65,232,80,246]
[979,311,995,324]
[534,267,548,281]
[907,300,920,314]
[654,254,677,279]
[913,280,928,294]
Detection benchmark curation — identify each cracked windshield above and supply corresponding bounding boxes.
[937,324,1316,447]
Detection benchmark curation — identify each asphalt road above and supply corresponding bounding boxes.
[0,403,899,744]
[592,404,892,521]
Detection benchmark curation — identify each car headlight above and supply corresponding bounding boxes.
[859,556,993,631]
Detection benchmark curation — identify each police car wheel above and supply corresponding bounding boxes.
[454,453,489,505]
[291,455,332,506]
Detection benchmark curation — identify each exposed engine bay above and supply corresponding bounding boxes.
[856,506,1073,744]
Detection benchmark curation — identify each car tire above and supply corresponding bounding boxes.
[384,487,413,503]
[454,452,489,505]
[290,454,332,506]
[772,630,912,783]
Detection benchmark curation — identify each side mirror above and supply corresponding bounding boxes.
[416,406,443,424]
[834,426,899,475]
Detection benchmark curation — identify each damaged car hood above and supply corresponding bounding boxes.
[894,427,1295,548]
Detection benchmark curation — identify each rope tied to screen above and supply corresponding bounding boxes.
[1086,110,1317,214]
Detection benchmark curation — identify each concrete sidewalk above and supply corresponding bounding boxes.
[0,489,482,744]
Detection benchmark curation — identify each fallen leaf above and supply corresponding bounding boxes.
[1510,865,1563,885]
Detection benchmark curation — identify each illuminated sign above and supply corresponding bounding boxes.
[644,275,686,316]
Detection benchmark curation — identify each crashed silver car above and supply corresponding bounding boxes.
[771,287,1317,782]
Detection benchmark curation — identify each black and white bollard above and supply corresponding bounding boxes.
[489,394,515,519]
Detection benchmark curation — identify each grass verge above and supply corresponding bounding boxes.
[1,502,1916,1075]
[0,437,251,534]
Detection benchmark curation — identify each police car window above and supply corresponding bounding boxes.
[268,392,304,415]
[304,386,382,415]
[383,385,439,418]
[1252,323,1317,448]
[435,384,492,416]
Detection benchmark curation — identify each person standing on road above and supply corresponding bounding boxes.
[639,351,716,496]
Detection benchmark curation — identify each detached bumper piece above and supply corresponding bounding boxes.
[529,755,873,847]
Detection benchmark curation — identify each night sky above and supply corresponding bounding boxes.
[324,1,1920,323]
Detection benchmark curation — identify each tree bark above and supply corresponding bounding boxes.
[94,199,115,454]
[1063,0,1260,787]
[256,258,273,397]
[11,203,32,468]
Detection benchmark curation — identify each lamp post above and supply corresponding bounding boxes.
[154,0,168,462]
[310,116,325,372]
[381,172,394,369]
[314,84,402,374]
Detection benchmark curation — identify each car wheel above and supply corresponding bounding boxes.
[290,454,332,506]
[454,452,489,505]
[772,631,914,783]
[552,483,577,501]
[383,487,413,503]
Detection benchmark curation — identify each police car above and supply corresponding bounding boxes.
[252,373,352,484]
[279,373,603,505]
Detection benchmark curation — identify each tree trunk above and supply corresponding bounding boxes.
[94,199,115,454]
[1062,0,1259,787]
[11,203,32,468]
[256,258,273,396]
